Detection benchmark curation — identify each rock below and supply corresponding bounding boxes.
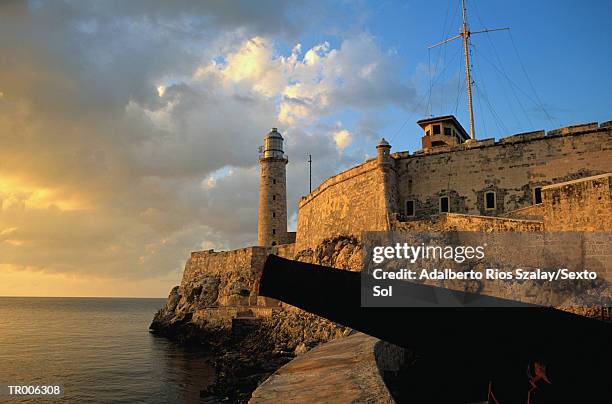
[150,236,364,402]
[294,343,308,356]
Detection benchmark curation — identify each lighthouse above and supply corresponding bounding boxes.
[258,128,288,247]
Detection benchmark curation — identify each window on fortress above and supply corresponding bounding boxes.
[534,187,542,204]
[273,179,276,184]
[444,127,452,136]
[433,125,441,135]
[406,200,415,217]
[272,229,276,235]
[272,212,276,218]
[272,195,276,200]
[485,191,496,210]
[439,196,449,213]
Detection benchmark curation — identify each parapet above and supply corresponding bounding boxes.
[541,172,612,192]
[547,122,599,136]
[600,121,612,128]
[391,212,543,232]
[299,158,378,208]
[395,119,610,160]
[498,130,545,144]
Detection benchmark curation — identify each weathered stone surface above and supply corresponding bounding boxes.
[505,203,544,220]
[295,125,611,253]
[151,246,270,334]
[391,212,543,232]
[258,156,290,247]
[295,235,363,271]
[249,333,395,404]
[295,159,389,252]
[542,173,612,232]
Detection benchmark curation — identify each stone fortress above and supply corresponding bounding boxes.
[152,115,611,401]
[154,114,611,331]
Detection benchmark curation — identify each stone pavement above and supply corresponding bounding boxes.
[249,332,395,403]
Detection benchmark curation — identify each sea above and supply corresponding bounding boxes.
[0,297,215,403]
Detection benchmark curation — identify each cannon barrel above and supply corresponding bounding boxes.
[259,254,611,403]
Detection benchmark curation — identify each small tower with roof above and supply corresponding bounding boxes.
[258,128,288,247]
[376,137,392,166]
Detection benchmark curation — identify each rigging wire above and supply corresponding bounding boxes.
[453,62,464,115]
[431,0,453,116]
[472,0,528,131]
[427,49,432,116]
[470,42,508,134]
[508,30,557,127]
[394,0,555,143]
[471,46,552,124]
[388,46,462,144]
[474,75,487,137]
[475,82,508,135]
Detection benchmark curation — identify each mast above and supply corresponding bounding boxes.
[429,0,509,141]
[461,0,475,140]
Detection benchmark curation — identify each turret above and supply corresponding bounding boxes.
[258,128,288,247]
[376,137,392,166]
[376,137,400,218]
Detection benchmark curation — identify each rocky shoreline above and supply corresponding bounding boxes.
[150,306,351,403]
[148,237,363,402]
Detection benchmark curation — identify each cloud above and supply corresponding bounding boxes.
[333,129,353,151]
[0,1,418,296]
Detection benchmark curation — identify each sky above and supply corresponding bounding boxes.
[0,0,610,297]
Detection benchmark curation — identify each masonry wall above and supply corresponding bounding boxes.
[505,203,544,220]
[542,173,612,231]
[179,246,270,309]
[395,124,612,219]
[391,212,543,232]
[295,159,390,252]
[271,242,295,260]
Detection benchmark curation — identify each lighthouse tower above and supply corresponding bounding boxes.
[258,128,288,247]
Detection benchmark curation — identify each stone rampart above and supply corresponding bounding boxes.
[396,125,611,218]
[179,247,269,308]
[542,173,612,231]
[295,159,390,252]
[505,203,544,220]
[392,212,543,232]
[271,242,295,259]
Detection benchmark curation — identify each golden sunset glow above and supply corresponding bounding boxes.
[0,176,90,211]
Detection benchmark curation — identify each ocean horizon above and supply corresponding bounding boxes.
[0,297,215,403]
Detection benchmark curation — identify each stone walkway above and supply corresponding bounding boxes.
[249,332,395,403]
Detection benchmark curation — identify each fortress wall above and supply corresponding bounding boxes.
[271,243,295,259]
[505,203,544,220]
[539,173,612,282]
[542,173,612,231]
[396,127,612,219]
[391,212,543,232]
[178,246,270,309]
[295,159,389,252]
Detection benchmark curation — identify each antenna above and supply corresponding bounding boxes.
[429,0,509,140]
[308,154,312,193]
